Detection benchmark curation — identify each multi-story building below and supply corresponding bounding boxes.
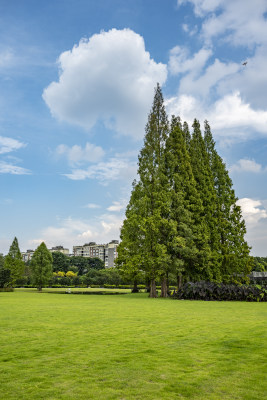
[73,240,119,268]
[21,250,35,263]
[104,240,119,268]
[49,245,69,255]
[22,245,69,263]
[73,242,105,261]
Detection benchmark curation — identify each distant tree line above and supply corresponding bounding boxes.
[252,257,267,272]
[0,235,265,292]
[116,85,252,297]
[0,238,122,290]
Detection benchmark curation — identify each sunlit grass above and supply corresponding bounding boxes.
[0,291,266,399]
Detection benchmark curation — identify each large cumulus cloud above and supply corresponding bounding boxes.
[43,29,167,139]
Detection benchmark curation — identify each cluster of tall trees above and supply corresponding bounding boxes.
[0,238,53,291]
[117,85,251,297]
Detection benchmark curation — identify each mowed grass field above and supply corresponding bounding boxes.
[0,291,266,400]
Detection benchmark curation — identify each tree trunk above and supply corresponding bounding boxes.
[38,286,42,292]
[160,275,168,297]
[149,279,157,298]
[131,280,139,293]
[177,274,183,290]
[166,271,170,295]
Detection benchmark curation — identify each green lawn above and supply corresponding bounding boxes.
[0,291,266,400]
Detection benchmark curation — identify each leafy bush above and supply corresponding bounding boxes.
[172,281,267,302]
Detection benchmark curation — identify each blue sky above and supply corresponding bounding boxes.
[1,0,267,256]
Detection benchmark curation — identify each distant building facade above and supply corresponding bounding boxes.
[21,250,35,263]
[21,241,118,268]
[22,245,69,263]
[49,245,69,255]
[73,240,119,268]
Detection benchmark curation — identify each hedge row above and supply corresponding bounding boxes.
[172,281,267,302]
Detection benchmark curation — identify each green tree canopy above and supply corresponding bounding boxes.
[0,254,4,269]
[0,254,10,288]
[164,117,210,286]
[118,85,251,295]
[119,84,173,297]
[30,242,53,291]
[4,237,24,287]
[52,251,70,273]
[69,256,105,275]
[204,120,251,282]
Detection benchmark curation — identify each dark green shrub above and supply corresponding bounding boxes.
[0,268,10,288]
[172,281,267,302]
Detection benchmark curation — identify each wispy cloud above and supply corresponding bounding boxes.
[168,45,212,76]
[107,200,126,212]
[230,159,264,173]
[64,156,137,185]
[56,142,105,166]
[169,1,267,143]
[0,136,25,154]
[0,161,30,175]
[84,203,101,209]
[0,48,15,68]
[28,214,123,251]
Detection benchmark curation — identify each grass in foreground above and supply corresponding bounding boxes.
[0,291,266,400]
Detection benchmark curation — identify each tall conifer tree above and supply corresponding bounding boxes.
[189,120,221,280]
[204,121,251,282]
[31,242,53,291]
[165,117,210,285]
[118,84,172,297]
[4,237,24,287]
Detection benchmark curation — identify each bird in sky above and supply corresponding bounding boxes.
[242,61,248,66]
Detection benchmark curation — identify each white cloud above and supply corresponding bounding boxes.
[230,159,263,173]
[178,0,267,47]
[237,198,267,225]
[165,92,267,142]
[217,45,267,110]
[173,0,267,144]
[28,214,123,251]
[210,93,267,134]
[0,136,25,154]
[107,200,126,212]
[178,0,221,17]
[84,203,101,209]
[56,142,105,166]
[64,156,137,185]
[0,161,30,175]
[43,28,167,139]
[179,58,240,98]
[236,198,267,256]
[168,46,212,76]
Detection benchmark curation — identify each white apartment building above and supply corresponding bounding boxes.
[73,240,119,268]
[49,245,69,255]
[22,245,69,263]
[21,250,35,263]
[21,241,119,268]
[104,240,119,268]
